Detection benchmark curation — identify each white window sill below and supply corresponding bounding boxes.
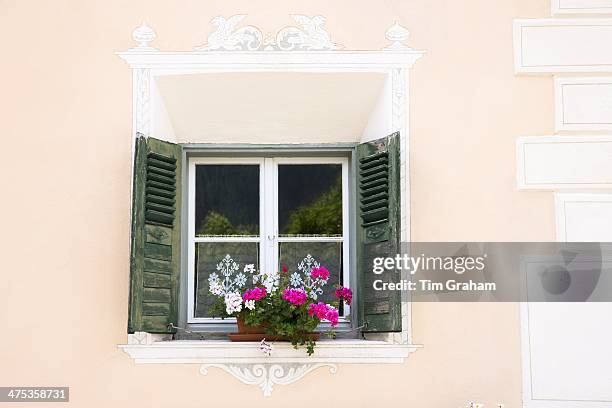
[119,334,421,396]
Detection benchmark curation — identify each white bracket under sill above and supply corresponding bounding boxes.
[119,337,421,396]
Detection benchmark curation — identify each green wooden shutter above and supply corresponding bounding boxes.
[128,135,182,334]
[357,132,402,332]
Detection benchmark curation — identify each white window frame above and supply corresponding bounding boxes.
[187,155,350,324]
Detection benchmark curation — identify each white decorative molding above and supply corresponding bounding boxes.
[513,19,612,73]
[119,23,423,393]
[516,135,612,190]
[552,0,612,15]
[384,22,411,51]
[133,68,151,137]
[200,363,337,397]
[128,331,171,345]
[130,23,158,52]
[195,14,341,51]
[555,76,612,131]
[555,192,612,242]
[120,339,420,395]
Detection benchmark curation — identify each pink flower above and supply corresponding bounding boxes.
[243,287,267,301]
[326,307,339,326]
[281,264,289,274]
[335,287,353,305]
[310,266,330,281]
[308,302,328,319]
[307,302,339,327]
[282,288,308,306]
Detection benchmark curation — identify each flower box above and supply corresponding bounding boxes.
[208,261,352,355]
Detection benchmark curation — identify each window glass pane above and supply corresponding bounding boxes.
[278,164,342,237]
[195,165,259,237]
[194,242,259,318]
[278,241,344,315]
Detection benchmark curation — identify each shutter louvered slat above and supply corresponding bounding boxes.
[359,151,389,227]
[147,157,177,171]
[361,192,389,205]
[146,202,175,214]
[360,198,389,212]
[148,173,175,185]
[146,194,175,207]
[144,151,177,227]
[146,180,175,191]
[147,187,175,200]
[359,150,387,164]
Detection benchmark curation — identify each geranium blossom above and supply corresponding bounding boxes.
[224,292,243,315]
[308,302,339,326]
[325,306,339,326]
[261,271,279,293]
[281,264,289,273]
[335,287,353,305]
[282,288,308,306]
[209,281,224,296]
[243,287,267,301]
[244,299,256,310]
[310,266,330,281]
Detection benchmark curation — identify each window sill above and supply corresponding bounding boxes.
[119,334,421,396]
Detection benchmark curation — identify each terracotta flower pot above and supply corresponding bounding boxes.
[230,316,320,342]
[236,316,267,334]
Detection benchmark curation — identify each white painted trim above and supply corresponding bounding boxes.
[552,0,612,15]
[555,192,612,241]
[513,18,612,74]
[554,76,612,132]
[516,135,612,190]
[120,338,420,364]
[120,338,421,396]
[187,157,266,324]
[118,51,424,72]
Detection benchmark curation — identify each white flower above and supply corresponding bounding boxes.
[290,272,303,287]
[244,299,255,310]
[244,264,256,274]
[259,339,273,356]
[208,273,224,296]
[209,281,224,296]
[262,271,279,293]
[235,272,247,287]
[224,292,243,315]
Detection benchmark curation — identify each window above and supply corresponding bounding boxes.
[187,157,350,324]
[127,134,403,337]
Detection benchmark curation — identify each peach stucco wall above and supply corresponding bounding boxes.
[0,0,553,407]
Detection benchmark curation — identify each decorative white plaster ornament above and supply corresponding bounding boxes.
[130,23,158,51]
[384,21,411,50]
[134,68,151,135]
[195,14,341,51]
[200,363,337,396]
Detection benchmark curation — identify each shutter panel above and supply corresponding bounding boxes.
[128,135,182,334]
[357,132,402,332]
